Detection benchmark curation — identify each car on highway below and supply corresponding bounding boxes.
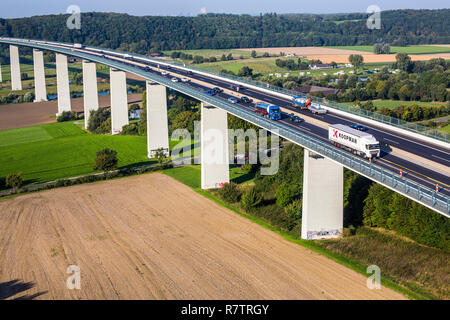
[212,87,223,94]
[171,77,179,82]
[205,89,216,96]
[240,96,253,103]
[289,113,303,123]
[350,124,368,132]
[161,71,168,76]
[186,70,193,75]
[181,78,190,83]
[228,97,239,104]
[233,84,244,91]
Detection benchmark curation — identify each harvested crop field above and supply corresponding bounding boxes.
[0,93,142,131]
[0,173,405,300]
[243,47,450,63]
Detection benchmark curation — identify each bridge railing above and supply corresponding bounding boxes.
[2,39,449,216]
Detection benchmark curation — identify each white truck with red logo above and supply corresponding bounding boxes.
[329,124,380,159]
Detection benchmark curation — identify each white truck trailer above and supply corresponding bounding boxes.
[328,124,380,158]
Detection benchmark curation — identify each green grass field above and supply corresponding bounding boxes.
[0,121,155,184]
[326,45,450,55]
[164,49,253,59]
[331,19,362,25]
[174,52,390,77]
[195,57,289,75]
[369,99,446,110]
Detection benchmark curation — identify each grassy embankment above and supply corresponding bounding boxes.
[368,99,447,110]
[162,165,449,300]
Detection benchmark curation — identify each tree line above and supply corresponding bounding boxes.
[0,9,449,54]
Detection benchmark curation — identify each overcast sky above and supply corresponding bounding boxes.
[1,0,448,18]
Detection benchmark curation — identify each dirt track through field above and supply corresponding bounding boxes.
[0,173,406,300]
[0,93,142,131]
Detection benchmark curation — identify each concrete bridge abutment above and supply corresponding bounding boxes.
[33,49,47,102]
[9,45,22,91]
[146,81,169,158]
[301,149,343,240]
[55,53,71,114]
[110,68,129,135]
[82,60,99,129]
[201,102,230,189]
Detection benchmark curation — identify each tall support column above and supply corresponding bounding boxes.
[201,103,229,189]
[301,150,343,240]
[146,81,169,158]
[0,63,3,82]
[33,49,47,102]
[55,53,71,114]
[9,45,22,91]
[110,68,128,135]
[82,60,99,129]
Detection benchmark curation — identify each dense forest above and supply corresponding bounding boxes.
[0,9,449,53]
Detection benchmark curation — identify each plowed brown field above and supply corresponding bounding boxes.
[0,93,142,131]
[0,173,406,300]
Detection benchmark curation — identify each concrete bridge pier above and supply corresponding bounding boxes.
[146,81,169,158]
[32,49,47,102]
[201,102,230,189]
[55,53,71,114]
[82,60,99,129]
[9,45,22,91]
[301,149,343,240]
[110,68,129,135]
[0,63,2,82]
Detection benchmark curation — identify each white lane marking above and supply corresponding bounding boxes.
[432,154,450,163]
[378,158,449,192]
[384,138,400,145]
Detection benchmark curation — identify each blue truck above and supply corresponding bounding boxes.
[254,103,281,120]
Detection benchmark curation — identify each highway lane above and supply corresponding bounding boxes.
[21,41,450,197]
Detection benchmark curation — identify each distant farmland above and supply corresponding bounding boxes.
[326,45,450,55]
